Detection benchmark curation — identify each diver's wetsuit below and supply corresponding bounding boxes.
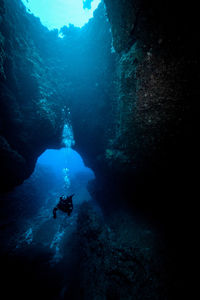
[53,194,74,218]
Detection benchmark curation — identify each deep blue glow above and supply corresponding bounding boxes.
[21,0,101,30]
[37,148,94,177]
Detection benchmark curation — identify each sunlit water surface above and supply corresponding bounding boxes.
[21,0,101,29]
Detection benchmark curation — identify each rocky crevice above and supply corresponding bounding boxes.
[0,0,196,250]
[0,0,196,234]
[0,0,115,191]
[0,1,196,298]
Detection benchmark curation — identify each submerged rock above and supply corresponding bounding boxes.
[76,203,171,300]
[0,0,66,190]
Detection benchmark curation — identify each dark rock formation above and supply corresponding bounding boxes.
[63,5,115,171]
[0,0,67,191]
[93,0,197,222]
[76,202,174,300]
[84,1,197,296]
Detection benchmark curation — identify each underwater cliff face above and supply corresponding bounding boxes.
[0,0,66,191]
[95,0,196,213]
[103,0,194,168]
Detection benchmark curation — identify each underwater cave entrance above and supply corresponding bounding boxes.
[32,147,95,208]
[0,147,96,274]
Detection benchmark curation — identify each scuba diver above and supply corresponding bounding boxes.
[53,194,74,219]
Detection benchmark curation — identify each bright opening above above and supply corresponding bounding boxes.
[21,0,101,30]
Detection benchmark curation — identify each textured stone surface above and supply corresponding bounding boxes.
[0,0,66,190]
[85,2,196,295]
[76,202,173,300]
[96,0,196,216]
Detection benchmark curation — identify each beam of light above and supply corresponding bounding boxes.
[21,0,101,30]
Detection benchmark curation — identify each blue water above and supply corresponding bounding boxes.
[37,147,94,178]
[0,147,96,265]
[21,0,101,30]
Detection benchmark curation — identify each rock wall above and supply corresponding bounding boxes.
[93,0,197,219]
[0,0,66,191]
[76,202,171,300]
[77,2,197,295]
[62,5,116,171]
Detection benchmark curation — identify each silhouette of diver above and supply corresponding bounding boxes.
[53,194,74,219]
